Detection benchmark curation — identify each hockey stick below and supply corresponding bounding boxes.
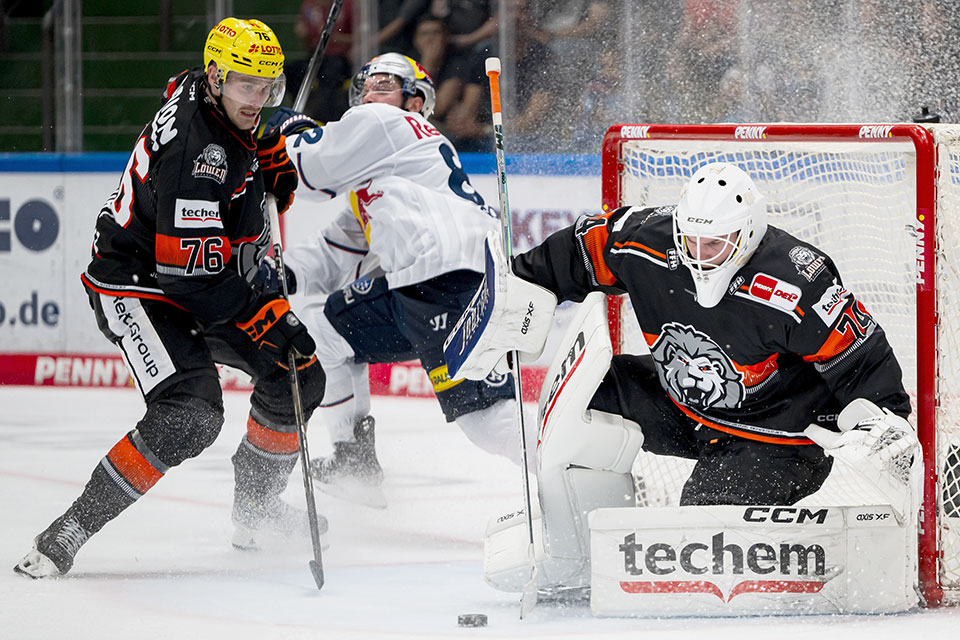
[266,195,325,590]
[292,0,344,112]
[485,56,539,619]
[259,0,345,592]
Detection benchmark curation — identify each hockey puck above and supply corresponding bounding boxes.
[457,613,488,627]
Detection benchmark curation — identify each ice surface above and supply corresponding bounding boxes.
[2,386,960,638]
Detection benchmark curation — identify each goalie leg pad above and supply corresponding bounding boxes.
[483,505,545,592]
[588,504,918,616]
[535,293,644,588]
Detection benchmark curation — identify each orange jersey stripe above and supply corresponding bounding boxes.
[614,240,667,259]
[670,397,815,446]
[156,234,230,270]
[106,435,164,493]
[246,415,299,454]
[583,213,617,286]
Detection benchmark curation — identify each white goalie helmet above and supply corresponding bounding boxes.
[673,162,768,308]
[348,52,437,119]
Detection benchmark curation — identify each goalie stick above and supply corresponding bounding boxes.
[485,56,539,619]
[262,0,344,591]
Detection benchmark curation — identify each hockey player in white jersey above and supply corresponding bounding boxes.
[263,53,530,507]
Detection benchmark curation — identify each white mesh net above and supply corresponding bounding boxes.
[611,126,960,603]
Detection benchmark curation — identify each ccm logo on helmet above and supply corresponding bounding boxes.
[749,273,801,310]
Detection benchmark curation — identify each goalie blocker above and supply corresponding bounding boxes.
[443,231,557,381]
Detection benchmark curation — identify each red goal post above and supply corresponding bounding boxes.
[600,122,960,607]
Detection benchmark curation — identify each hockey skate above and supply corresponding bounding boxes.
[231,494,329,551]
[14,512,90,578]
[310,415,387,509]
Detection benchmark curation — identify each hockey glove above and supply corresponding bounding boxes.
[237,295,316,366]
[804,398,920,520]
[265,106,321,138]
[257,128,298,214]
[252,255,298,297]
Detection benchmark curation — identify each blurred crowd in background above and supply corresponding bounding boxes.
[3,0,960,154]
[283,0,960,154]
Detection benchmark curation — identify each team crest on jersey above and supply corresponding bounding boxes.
[192,143,228,183]
[789,245,827,282]
[650,323,744,410]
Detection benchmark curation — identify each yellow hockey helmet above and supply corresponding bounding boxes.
[204,18,286,106]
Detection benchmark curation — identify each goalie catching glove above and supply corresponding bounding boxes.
[237,295,316,367]
[444,231,557,380]
[804,398,920,520]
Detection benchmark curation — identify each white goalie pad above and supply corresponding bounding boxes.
[443,231,557,380]
[536,293,644,588]
[589,504,918,617]
[483,293,644,592]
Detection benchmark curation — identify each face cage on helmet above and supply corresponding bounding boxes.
[348,69,429,114]
[672,220,746,278]
[219,70,287,108]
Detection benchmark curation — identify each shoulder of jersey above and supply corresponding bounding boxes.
[148,72,206,155]
[606,205,676,237]
[729,227,837,320]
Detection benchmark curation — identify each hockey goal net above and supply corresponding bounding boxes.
[601,123,960,607]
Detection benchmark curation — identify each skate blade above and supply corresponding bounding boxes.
[315,477,388,509]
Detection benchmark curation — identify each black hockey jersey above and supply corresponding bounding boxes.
[81,70,269,326]
[513,205,911,444]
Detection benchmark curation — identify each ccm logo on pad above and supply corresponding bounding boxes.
[174,199,222,229]
[749,273,801,310]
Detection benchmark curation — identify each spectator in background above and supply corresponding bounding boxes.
[432,0,497,84]
[288,0,355,123]
[416,13,489,150]
[509,0,557,152]
[571,47,628,149]
[531,0,615,61]
[528,0,616,146]
[377,0,431,56]
[664,0,738,122]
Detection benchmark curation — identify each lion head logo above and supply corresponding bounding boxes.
[650,323,744,410]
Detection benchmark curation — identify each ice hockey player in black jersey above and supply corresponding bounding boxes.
[14,18,326,579]
[453,161,919,594]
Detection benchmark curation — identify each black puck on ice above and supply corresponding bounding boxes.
[457,613,488,627]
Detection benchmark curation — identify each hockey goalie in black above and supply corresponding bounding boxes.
[450,161,920,594]
[14,18,326,578]
[515,161,911,505]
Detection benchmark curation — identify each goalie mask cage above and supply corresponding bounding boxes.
[601,123,960,607]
